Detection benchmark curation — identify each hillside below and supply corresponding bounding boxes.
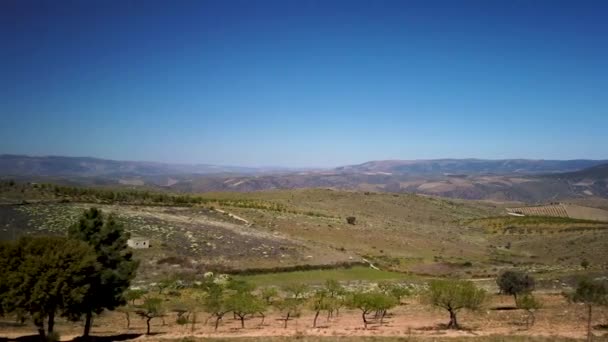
[335,159,607,175]
[2,155,608,203]
[2,182,608,280]
[0,154,272,177]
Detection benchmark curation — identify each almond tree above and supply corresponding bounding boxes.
[202,284,230,331]
[425,280,486,329]
[275,298,302,329]
[347,291,398,329]
[309,289,332,328]
[135,297,164,335]
[226,292,266,328]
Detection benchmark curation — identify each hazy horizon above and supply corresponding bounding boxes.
[2,0,607,167]
[3,152,608,170]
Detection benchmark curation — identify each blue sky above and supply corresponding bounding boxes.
[1,0,607,167]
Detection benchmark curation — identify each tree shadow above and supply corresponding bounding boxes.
[70,333,145,341]
[1,335,41,342]
[490,305,518,311]
[414,323,477,334]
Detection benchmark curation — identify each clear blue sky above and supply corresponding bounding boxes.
[1,0,607,167]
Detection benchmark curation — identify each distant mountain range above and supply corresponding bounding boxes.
[336,159,607,175]
[1,154,607,203]
[0,154,290,177]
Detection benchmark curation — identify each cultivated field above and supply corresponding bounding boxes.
[1,183,608,341]
[506,204,608,221]
[1,291,606,341]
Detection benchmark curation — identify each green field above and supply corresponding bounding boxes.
[234,266,411,287]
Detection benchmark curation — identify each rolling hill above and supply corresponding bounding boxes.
[2,154,608,202]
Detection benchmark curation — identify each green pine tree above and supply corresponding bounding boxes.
[67,208,139,338]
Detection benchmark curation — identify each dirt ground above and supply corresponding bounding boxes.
[1,293,607,341]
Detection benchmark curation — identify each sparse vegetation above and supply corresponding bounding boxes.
[1,183,608,340]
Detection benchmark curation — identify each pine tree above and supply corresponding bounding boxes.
[67,208,139,338]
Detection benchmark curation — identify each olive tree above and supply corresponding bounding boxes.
[496,270,535,303]
[425,280,486,330]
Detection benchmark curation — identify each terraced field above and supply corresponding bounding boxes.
[507,203,608,221]
[507,204,569,217]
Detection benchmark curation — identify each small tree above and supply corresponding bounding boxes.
[425,280,486,329]
[226,292,266,328]
[324,279,345,318]
[156,277,176,295]
[347,291,398,329]
[283,283,309,300]
[260,287,278,305]
[568,279,607,342]
[497,270,535,303]
[516,294,542,329]
[116,306,132,329]
[135,297,164,335]
[378,281,412,304]
[309,289,332,328]
[275,298,302,329]
[346,216,356,225]
[226,279,256,294]
[124,289,146,305]
[202,284,230,332]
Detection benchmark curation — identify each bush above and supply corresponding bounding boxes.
[346,216,356,225]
